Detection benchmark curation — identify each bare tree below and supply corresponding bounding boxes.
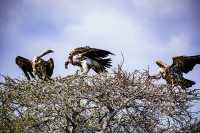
[0,65,200,132]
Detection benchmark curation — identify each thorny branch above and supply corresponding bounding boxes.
[0,66,200,132]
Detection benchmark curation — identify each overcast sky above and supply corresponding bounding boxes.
[0,0,199,79]
[0,0,200,117]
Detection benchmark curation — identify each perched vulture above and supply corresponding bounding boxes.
[65,46,114,74]
[32,49,54,80]
[154,55,200,88]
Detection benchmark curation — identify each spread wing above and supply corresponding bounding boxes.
[16,56,33,71]
[171,55,200,73]
[69,46,113,59]
[69,46,91,56]
[38,49,54,58]
[79,48,113,59]
[46,58,54,77]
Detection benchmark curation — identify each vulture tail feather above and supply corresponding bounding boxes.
[93,58,112,73]
[98,58,112,68]
[180,78,195,88]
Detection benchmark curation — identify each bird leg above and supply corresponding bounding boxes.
[22,69,31,80]
[29,71,35,79]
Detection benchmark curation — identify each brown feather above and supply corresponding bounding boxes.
[46,58,54,77]
[69,46,113,59]
[67,46,113,73]
[81,48,114,59]
[15,56,35,80]
[171,55,200,73]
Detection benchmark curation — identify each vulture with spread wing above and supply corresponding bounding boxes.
[65,46,114,74]
[16,49,54,80]
[154,55,200,88]
[32,49,54,80]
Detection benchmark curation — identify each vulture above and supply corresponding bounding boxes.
[65,46,114,74]
[16,49,54,80]
[32,49,54,80]
[154,55,200,88]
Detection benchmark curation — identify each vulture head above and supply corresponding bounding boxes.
[156,60,168,68]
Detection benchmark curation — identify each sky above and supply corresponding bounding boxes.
[0,0,200,118]
[0,0,200,77]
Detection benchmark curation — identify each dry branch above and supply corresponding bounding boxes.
[0,67,200,132]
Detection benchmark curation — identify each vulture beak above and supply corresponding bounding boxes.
[156,60,168,68]
[65,61,69,69]
[65,57,72,69]
[65,54,73,69]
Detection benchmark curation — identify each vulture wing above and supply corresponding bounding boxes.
[46,58,54,77]
[171,55,200,73]
[69,46,91,56]
[16,56,33,71]
[80,48,114,59]
[38,49,54,58]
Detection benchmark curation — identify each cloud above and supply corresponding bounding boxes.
[61,4,196,70]
[130,0,192,18]
[0,0,199,77]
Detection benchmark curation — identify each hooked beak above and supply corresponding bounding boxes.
[65,58,72,69]
[156,60,168,68]
[65,55,73,69]
[65,61,69,69]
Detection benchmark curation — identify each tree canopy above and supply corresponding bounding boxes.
[0,66,200,132]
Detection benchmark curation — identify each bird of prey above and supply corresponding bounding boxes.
[153,55,200,88]
[16,49,54,80]
[32,49,54,80]
[65,46,114,74]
